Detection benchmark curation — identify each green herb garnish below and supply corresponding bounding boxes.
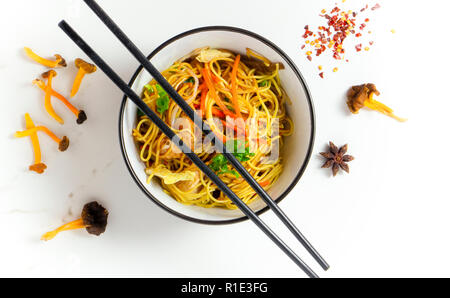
[209,141,254,177]
[210,154,239,177]
[185,77,195,84]
[227,140,255,162]
[258,80,269,87]
[137,109,145,117]
[145,84,170,114]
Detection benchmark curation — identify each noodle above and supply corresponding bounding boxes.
[132,48,294,209]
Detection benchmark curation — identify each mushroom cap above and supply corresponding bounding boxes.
[81,201,109,236]
[42,70,57,79]
[75,58,97,74]
[58,136,70,152]
[54,54,67,67]
[29,163,47,174]
[76,110,87,125]
[347,83,380,114]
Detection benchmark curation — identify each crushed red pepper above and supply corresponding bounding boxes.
[301,3,381,78]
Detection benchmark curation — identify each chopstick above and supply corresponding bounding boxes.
[58,20,319,279]
[79,0,329,272]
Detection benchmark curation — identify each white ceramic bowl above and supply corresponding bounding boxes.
[119,26,315,225]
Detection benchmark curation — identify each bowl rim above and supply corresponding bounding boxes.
[118,26,316,225]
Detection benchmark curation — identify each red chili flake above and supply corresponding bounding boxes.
[369,41,374,45]
[301,3,380,78]
[371,4,381,10]
[319,72,324,79]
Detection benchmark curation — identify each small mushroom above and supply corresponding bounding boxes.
[24,47,67,68]
[40,70,64,124]
[347,83,406,122]
[15,124,70,152]
[41,201,109,241]
[29,163,47,174]
[71,58,97,97]
[33,78,87,125]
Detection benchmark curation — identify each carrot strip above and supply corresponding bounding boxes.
[202,67,236,119]
[231,55,242,118]
[200,88,207,118]
[212,108,225,118]
[259,180,271,187]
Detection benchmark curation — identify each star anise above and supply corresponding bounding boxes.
[320,142,355,177]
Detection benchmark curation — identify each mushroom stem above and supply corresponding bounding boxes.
[71,68,86,98]
[33,79,86,124]
[24,47,66,68]
[23,113,47,174]
[15,126,61,143]
[365,93,407,122]
[41,218,86,241]
[15,126,69,152]
[42,72,64,124]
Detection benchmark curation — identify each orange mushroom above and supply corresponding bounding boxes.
[15,126,69,152]
[24,47,67,68]
[18,113,47,174]
[33,78,87,124]
[347,84,407,122]
[40,70,64,124]
[41,201,108,241]
[70,58,97,97]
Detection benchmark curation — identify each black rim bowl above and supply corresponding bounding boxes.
[119,26,316,225]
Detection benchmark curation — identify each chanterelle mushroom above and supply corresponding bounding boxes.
[40,70,64,124]
[41,201,108,241]
[33,78,87,125]
[15,113,69,173]
[347,83,407,122]
[71,58,97,97]
[24,47,67,68]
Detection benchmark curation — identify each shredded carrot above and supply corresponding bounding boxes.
[202,67,236,119]
[259,180,271,187]
[231,55,242,119]
[200,88,207,118]
[212,107,225,118]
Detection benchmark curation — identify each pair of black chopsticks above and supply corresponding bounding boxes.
[60,0,329,278]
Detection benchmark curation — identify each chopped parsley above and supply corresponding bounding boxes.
[210,140,255,177]
[258,80,269,87]
[210,154,238,177]
[184,77,195,84]
[145,84,170,114]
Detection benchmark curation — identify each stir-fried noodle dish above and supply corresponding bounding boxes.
[132,47,294,209]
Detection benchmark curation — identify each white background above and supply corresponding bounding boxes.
[0,0,449,278]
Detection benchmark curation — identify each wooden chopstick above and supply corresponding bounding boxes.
[79,0,329,272]
[58,20,319,278]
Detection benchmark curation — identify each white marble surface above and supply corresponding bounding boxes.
[0,0,449,277]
